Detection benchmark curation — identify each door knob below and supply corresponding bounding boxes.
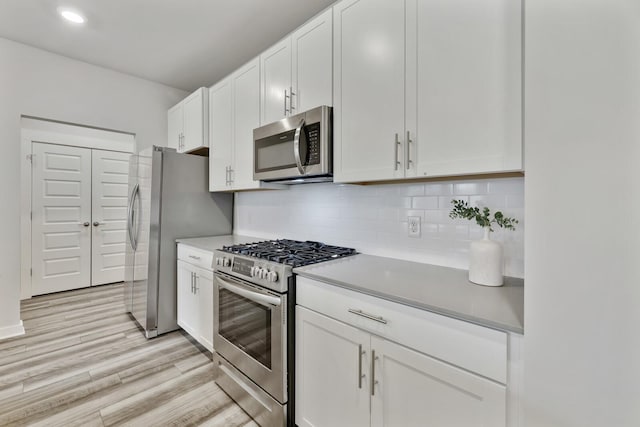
[93,221,100,226]
[83,222,90,227]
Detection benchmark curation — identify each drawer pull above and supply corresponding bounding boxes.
[348,309,388,324]
[188,255,201,260]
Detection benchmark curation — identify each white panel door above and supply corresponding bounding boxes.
[296,307,370,427]
[408,0,522,177]
[209,79,234,191]
[292,8,333,112]
[232,57,262,190]
[333,0,406,183]
[31,142,92,295]
[91,149,130,286]
[370,335,506,427]
[261,38,292,124]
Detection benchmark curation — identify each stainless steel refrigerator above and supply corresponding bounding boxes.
[124,146,232,338]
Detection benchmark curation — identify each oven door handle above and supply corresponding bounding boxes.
[215,275,282,307]
[293,117,306,175]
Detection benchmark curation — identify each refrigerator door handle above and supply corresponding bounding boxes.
[128,183,139,250]
[132,185,141,250]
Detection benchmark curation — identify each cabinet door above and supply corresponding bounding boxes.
[232,58,262,190]
[177,260,198,338]
[296,307,370,427]
[370,336,506,427]
[407,0,522,177]
[167,103,182,150]
[261,38,292,124]
[209,80,233,191]
[291,8,333,113]
[194,267,214,352]
[182,88,208,153]
[333,0,406,183]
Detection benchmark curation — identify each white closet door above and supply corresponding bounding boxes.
[31,142,92,295]
[91,149,130,286]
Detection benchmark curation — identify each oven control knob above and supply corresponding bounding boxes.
[260,268,268,279]
[223,257,231,267]
[250,266,258,277]
[215,257,222,266]
[267,271,278,282]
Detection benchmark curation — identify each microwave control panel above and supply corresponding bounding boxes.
[306,122,321,166]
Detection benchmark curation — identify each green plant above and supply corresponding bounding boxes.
[449,199,518,232]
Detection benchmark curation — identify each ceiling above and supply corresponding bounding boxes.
[0,0,336,91]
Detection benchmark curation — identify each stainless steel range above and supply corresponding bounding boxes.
[212,240,357,427]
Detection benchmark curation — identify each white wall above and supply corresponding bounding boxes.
[524,1,640,426]
[235,177,524,277]
[0,37,187,336]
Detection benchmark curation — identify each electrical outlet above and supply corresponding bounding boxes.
[408,216,421,238]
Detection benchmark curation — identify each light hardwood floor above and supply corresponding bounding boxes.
[0,283,258,427]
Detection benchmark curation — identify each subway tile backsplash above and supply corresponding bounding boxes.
[234,177,524,278]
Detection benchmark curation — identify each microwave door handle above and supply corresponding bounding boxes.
[215,275,282,308]
[293,118,306,175]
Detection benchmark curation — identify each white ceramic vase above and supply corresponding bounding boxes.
[469,227,504,287]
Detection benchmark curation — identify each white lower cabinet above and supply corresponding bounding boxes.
[296,276,509,427]
[296,307,370,427]
[370,335,505,427]
[177,245,214,352]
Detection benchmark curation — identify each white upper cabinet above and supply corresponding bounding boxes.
[233,58,262,190]
[291,8,333,114]
[261,38,293,124]
[209,58,264,192]
[333,0,406,182]
[334,0,523,183]
[209,79,234,192]
[261,8,333,125]
[167,104,182,151]
[407,0,522,178]
[167,87,209,153]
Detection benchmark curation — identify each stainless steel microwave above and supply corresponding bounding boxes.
[253,105,332,183]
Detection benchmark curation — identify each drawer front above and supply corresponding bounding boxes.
[177,243,214,270]
[296,276,507,384]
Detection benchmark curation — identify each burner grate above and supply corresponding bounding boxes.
[222,239,357,267]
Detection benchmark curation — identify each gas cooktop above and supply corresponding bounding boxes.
[221,239,357,268]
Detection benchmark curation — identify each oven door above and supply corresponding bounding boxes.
[213,271,287,403]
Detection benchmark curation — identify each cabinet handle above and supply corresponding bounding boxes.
[188,255,201,260]
[229,167,234,184]
[358,344,366,389]
[371,349,379,396]
[194,274,199,293]
[348,308,388,324]
[191,272,195,293]
[289,86,296,112]
[406,131,412,170]
[225,166,229,186]
[284,89,290,116]
[394,133,401,171]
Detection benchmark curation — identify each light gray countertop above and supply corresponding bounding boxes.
[294,254,524,334]
[175,234,262,252]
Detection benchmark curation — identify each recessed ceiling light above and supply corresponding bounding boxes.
[58,8,86,24]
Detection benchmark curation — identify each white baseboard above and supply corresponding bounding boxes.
[0,321,25,341]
